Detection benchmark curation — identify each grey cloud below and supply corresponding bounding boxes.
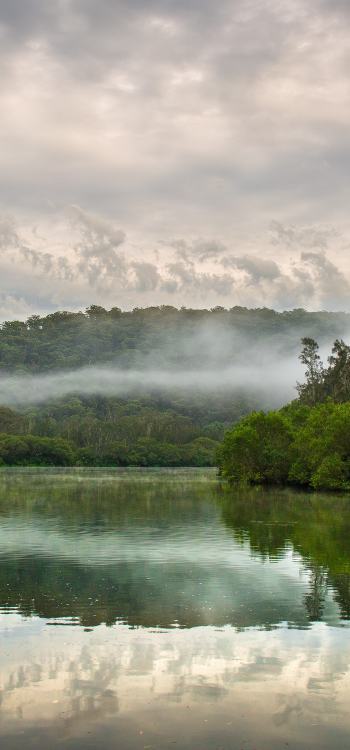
[131,261,160,292]
[1,0,349,226]
[166,262,196,286]
[0,215,20,248]
[222,255,281,282]
[0,0,55,42]
[300,251,350,308]
[249,251,350,311]
[71,205,127,284]
[166,261,235,297]
[0,214,83,289]
[171,239,227,263]
[2,204,350,314]
[319,0,350,18]
[270,222,339,251]
[21,247,54,274]
[160,278,178,294]
[0,215,56,275]
[0,292,39,321]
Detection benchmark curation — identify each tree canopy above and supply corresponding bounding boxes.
[218,336,350,490]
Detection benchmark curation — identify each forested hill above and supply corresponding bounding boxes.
[0,306,349,467]
[1,305,349,373]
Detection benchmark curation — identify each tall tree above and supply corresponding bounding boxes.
[297,337,324,405]
[325,339,350,401]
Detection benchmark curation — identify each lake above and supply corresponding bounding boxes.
[0,468,349,749]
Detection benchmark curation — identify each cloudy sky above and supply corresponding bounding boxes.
[1,0,350,318]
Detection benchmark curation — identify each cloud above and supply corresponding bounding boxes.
[222,255,281,282]
[0,215,20,248]
[170,239,227,262]
[1,0,349,233]
[165,261,235,297]
[0,214,57,276]
[270,222,339,251]
[1,0,350,312]
[70,205,127,284]
[1,208,350,316]
[299,250,350,308]
[131,261,160,292]
[0,293,39,321]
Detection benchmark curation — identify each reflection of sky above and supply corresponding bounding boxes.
[0,516,304,566]
[1,619,350,750]
[1,472,350,748]
[0,515,344,629]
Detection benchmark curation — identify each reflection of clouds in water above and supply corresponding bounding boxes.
[1,621,350,746]
[0,517,301,566]
[0,519,341,629]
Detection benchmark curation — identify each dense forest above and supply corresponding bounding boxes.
[1,305,349,373]
[0,305,350,467]
[218,337,350,490]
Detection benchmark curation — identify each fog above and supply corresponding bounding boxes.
[0,314,341,409]
[0,357,303,408]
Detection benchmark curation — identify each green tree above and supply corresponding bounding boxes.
[218,411,293,485]
[325,339,350,401]
[297,337,324,405]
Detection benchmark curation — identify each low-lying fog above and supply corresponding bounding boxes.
[0,321,336,408]
[0,359,303,408]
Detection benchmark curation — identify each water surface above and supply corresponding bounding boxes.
[0,468,350,749]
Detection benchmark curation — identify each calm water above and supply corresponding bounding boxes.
[0,468,350,750]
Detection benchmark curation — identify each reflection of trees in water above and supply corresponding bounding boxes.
[0,474,350,628]
[331,575,350,620]
[304,567,327,622]
[219,486,350,624]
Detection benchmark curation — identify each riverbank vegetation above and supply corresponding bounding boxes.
[218,338,350,490]
[0,401,220,466]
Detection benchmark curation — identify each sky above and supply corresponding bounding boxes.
[1,0,350,319]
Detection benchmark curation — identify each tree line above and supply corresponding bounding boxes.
[0,398,222,467]
[218,337,350,490]
[0,305,348,373]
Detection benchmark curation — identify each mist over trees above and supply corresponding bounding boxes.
[1,305,349,374]
[0,305,350,468]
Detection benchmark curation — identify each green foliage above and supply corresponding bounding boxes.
[218,411,293,485]
[219,336,350,491]
[311,455,347,491]
[0,434,75,466]
[296,337,324,405]
[0,400,222,467]
[0,406,27,434]
[218,400,350,491]
[298,336,350,405]
[289,401,350,489]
